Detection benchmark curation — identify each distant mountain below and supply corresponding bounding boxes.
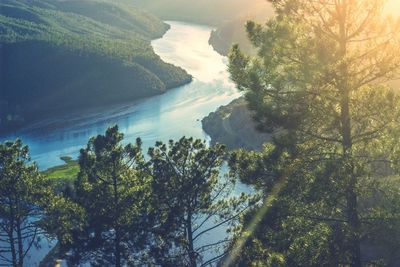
[131,0,272,26]
[0,0,191,133]
[130,0,274,56]
[208,18,261,56]
[208,7,274,56]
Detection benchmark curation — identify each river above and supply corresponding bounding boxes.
[1,21,240,170]
[1,21,242,266]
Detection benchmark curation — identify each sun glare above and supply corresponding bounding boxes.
[385,0,400,17]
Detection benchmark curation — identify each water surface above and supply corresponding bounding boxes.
[1,21,242,266]
[2,21,240,170]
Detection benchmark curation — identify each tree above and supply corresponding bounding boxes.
[144,137,249,267]
[0,140,51,267]
[67,126,151,267]
[228,0,400,266]
[60,128,249,266]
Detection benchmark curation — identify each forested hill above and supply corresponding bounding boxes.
[0,0,192,133]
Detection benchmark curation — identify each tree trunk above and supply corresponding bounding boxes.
[187,211,197,267]
[112,164,122,267]
[337,2,362,266]
[9,229,18,267]
[8,198,18,267]
[346,176,362,267]
[340,61,362,267]
[341,65,362,267]
[16,216,24,267]
[115,229,122,267]
[341,90,362,267]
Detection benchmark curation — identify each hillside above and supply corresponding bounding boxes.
[130,0,274,56]
[202,97,273,150]
[209,18,261,56]
[0,0,192,133]
[209,8,274,56]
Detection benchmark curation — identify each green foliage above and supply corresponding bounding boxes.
[66,126,150,266]
[42,157,80,195]
[53,127,249,266]
[229,145,400,266]
[47,0,169,39]
[43,157,79,181]
[227,0,400,266]
[0,0,168,57]
[0,139,45,267]
[0,0,191,133]
[145,137,249,266]
[0,139,81,267]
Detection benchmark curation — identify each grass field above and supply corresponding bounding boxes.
[42,156,79,181]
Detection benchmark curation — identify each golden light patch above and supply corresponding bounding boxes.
[385,0,400,17]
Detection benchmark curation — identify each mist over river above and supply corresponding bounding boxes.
[1,21,243,266]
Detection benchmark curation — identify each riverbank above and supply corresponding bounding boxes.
[0,1,192,135]
[202,97,272,150]
[1,21,242,264]
[1,21,240,169]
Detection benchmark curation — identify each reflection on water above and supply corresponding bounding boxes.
[1,21,240,170]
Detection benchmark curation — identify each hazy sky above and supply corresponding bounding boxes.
[385,0,400,16]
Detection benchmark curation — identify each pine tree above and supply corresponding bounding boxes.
[228,0,400,266]
[145,137,249,267]
[69,126,151,266]
[0,140,68,267]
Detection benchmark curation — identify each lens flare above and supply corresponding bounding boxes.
[223,160,300,266]
[222,179,287,266]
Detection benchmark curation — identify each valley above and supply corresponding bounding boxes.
[0,0,191,133]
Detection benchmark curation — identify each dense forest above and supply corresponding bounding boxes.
[0,0,191,133]
[2,0,400,267]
